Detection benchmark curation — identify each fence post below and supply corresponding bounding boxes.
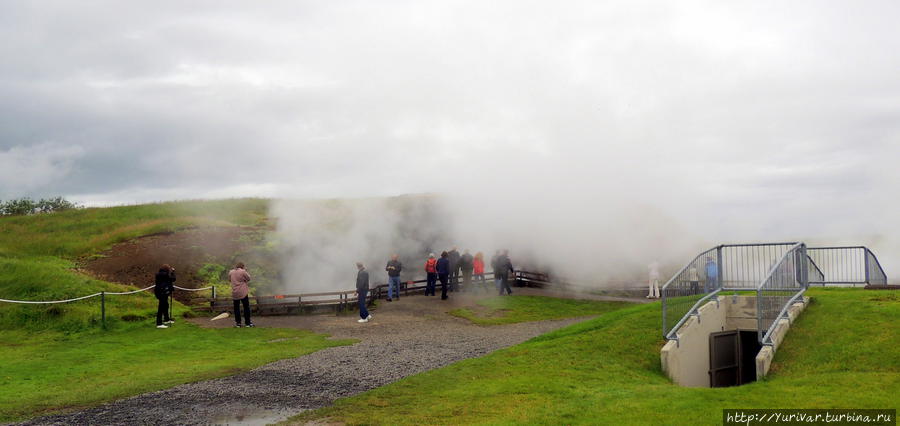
[799,244,809,288]
[661,293,667,338]
[716,246,724,290]
[101,291,106,329]
[865,250,871,284]
[210,286,216,311]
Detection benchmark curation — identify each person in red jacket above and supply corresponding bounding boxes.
[424,253,438,296]
[473,252,487,292]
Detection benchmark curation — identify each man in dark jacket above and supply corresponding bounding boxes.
[459,249,474,291]
[437,251,451,300]
[385,254,402,302]
[356,262,372,323]
[496,250,515,296]
[154,264,176,328]
[490,250,501,293]
[448,247,461,292]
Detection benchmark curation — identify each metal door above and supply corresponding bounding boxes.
[709,331,740,387]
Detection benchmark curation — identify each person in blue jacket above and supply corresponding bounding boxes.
[704,257,718,292]
[436,251,451,300]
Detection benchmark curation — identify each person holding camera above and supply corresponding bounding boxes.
[229,262,254,328]
[154,264,176,329]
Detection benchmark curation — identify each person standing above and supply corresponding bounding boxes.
[496,250,514,295]
[688,265,700,294]
[647,261,661,299]
[491,250,501,293]
[473,252,487,292]
[154,264,176,329]
[704,257,718,292]
[356,262,372,323]
[229,262,254,328]
[385,254,403,302]
[459,249,474,291]
[424,253,438,296]
[448,247,461,292]
[437,251,451,300]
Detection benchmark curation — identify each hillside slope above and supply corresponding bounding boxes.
[0,199,268,331]
[289,287,899,425]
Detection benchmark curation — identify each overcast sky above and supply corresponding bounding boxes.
[1,1,898,269]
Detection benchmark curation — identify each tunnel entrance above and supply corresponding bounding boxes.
[709,330,760,387]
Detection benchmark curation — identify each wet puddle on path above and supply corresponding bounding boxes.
[211,408,303,425]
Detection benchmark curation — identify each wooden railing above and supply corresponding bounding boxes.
[195,270,552,315]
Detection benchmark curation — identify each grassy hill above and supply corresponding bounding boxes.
[287,288,899,425]
[0,199,268,331]
[0,199,357,422]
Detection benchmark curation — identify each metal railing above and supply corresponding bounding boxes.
[719,243,798,289]
[757,243,807,345]
[661,242,799,340]
[661,246,720,341]
[807,246,888,286]
[663,241,889,345]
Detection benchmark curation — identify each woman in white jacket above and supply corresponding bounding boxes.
[647,261,661,299]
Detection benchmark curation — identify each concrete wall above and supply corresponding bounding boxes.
[660,296,728,387]
[661,295,808,387]
[755,296,809,379]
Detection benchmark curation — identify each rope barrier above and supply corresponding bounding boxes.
[0,285,213,304]
[105,285,156,295]
[0,292,103,304]
[173,285,213,292]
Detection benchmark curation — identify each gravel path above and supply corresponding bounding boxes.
[20,291,604,426]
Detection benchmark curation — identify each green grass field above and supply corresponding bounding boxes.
[450,295,630,325]
[287,288,899,425]
[0,199,358,422]
[0,325,353,422]
[0,198,268,259]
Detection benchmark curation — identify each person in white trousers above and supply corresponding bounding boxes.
[647,261,661,299]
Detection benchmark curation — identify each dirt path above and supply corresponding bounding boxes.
[21,291,612,426]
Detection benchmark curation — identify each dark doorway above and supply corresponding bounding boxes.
[739,331,760,385]
[709,330,760,387]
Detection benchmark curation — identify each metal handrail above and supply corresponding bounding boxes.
[865,248,888,285]
[755,243,806,344]
[759,288,807,345]
[664,289,722,343]
[660,245,719,292]
[807,246,888,285]
[755,243,804,291]
[660,242,888,346]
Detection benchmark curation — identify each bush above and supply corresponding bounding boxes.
[0,197,80,216]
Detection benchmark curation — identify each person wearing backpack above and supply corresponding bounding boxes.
[496,250,514,295]
[447,247,461,292]
[490,250,502,293]
[437,251,451,300]
[154,264,176,329]
[473,252,487,292]
[459,249,474,291]
[424,253,438,296]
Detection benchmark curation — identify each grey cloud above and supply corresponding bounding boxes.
[0,0,898,276]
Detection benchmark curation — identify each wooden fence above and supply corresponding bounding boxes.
[194,270,552,315]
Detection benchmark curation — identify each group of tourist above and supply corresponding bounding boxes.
[153,248,516,328]
[415,248,515,300]
[352,248,515,323]
[153,262,254,329]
